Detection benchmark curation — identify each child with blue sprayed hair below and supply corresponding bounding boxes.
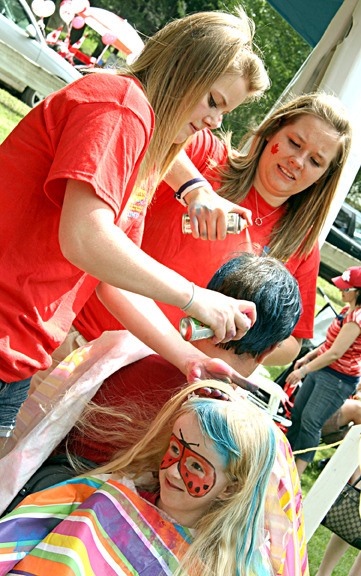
[0,381,277,576]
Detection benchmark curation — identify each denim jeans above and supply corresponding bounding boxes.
[0,378,31,437]
[287,369,356,463]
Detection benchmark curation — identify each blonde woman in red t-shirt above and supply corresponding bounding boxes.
[71,93,352,371]
[286,266,361,476]
[0,8,271,446]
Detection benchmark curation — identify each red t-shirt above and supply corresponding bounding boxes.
[0,73,154,380]
[75,128,319,341]
[65,354,185,463]
[318,306,361,376]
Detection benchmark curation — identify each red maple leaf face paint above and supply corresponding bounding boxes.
[160,430,216,497]
[271,143,279,155]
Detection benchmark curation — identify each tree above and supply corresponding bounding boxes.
[91,0,311,143]
[220,0,311,143]
[346,168,361,210]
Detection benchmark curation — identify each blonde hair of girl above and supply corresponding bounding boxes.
[90,380,276,576]
[218,92,352,261]
[121,7,269,190]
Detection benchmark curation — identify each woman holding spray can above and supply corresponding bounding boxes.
[71,93,351,368]
[0,7,270,444]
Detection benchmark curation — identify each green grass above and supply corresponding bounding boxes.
[0,88,30,143]
[0,87,357,575]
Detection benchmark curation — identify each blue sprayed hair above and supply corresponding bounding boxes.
[207,252,301,357]
[187,395,276,576]
[188,398,241,467]
[239,423,276,575]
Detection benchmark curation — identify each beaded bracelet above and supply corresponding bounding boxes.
[174,177,211,207]
[181,283,195,311]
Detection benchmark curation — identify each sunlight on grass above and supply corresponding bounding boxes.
[305,447,359,575]
[0,88,29,143]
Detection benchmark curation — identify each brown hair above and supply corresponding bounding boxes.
[217,92,352,260]
[120,8,269,192]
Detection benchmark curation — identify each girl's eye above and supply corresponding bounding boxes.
[311,158,321,167]
[191,460,204,473]
[209,94,217,108]
[185,456,205,476]
[289,138,300,148]
[170,442,180,456]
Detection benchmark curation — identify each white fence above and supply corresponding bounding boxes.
[303,423,361,541]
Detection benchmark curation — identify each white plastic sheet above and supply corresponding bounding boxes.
[0,330,153,514]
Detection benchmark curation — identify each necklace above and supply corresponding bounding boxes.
[254,190,280,226]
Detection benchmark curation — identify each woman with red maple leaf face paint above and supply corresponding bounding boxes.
[0,380,301,576]
[62,93,352,378]
[138,93,351,366]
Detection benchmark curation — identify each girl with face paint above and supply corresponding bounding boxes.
[0,381,284,576]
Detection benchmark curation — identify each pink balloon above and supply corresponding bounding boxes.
[72,15,85,29]
[102,32,117,46]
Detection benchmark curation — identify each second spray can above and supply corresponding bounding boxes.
[179,317,214,341]
[182,212,247,235]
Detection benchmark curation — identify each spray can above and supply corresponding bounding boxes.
[182,213,247,235]
[179,317,214,341]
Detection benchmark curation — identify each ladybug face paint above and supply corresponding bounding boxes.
[160,430,216,497]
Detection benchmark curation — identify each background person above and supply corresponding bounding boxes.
[0,381,278,576]
[316,501,361,576]
[286,266,361,476]
[321,383,361,444]
[313,361,361,575]
[72,92,351,368]
[0,8,269,442]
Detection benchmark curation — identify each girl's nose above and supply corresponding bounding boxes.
[290,153,305,169]
[168,462,182,480]
[204,111,223,129]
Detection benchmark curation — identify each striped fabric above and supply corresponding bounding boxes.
[0,476,191,575]
[269,428,309,576]
[0,437,308,576]
[318,306,361,376]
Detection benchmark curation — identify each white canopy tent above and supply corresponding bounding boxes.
[268,0,361,244]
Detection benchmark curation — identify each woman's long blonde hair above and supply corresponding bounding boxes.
[217,93,352,260]
[119,7,269,192]
[91,380,276,575]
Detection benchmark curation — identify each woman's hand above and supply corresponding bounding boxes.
[185,186,252,240]
[184,356,258,393]
[286,366,308,387]
[185,286,256,344]
[294,356,309,370]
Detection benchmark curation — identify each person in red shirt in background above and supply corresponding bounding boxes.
[286,266,361,476]
[72,93,351,370]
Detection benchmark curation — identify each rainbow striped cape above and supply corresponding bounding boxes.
[0,476,192,575]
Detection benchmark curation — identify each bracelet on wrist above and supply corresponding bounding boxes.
[181,283,195,311]
[299,365,308,379]
[174,178,211,207]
